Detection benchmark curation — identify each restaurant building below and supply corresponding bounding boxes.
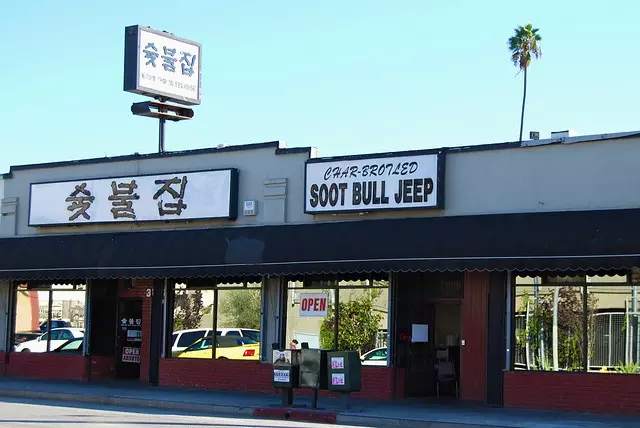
[1,131,640,415]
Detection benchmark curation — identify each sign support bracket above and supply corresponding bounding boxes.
[130,97,194,153]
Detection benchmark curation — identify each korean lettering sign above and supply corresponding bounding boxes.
[299,293,329,317]
[124,25,202,105]
[28,169,238,226]
[305,152,444,214]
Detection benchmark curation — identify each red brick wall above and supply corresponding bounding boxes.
[159,359,395,400]
[160,359,274,392]
[357,367,395,400]
[393,366,406,399]
[504,371,640,415]
[461,271,489,402]
[90,356,115,380]
[0,351,6,376]
[118,279,153,383]
[6,353,87,380]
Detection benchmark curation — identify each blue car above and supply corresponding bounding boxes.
[39,320,71,333]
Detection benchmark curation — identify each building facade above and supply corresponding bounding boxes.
[1,132,640,414]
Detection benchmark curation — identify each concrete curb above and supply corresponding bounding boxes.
[253,407,337,424]
[0,388,255,417]
[0,388,519,428]
[337,414,514,428]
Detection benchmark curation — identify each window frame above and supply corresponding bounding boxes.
[11,280,87,355]
[284,275,390,366]
[510,272,640,374]
[166,278,263,361]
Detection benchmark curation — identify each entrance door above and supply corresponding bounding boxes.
[432,302,461,398]
[405,302,437,397]
[394,273,436,397]
[394,273,463,398]
[115,299,143,379]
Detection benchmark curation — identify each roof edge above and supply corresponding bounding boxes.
[310,130,640,163]
[3,140,314,178]
[4,129,640,178]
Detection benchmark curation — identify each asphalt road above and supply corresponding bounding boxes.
[0,397,379,428]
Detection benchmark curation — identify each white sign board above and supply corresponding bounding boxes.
[331,373,345,386]
[29,169,238,226]
[124,25,202,105]
[305,152,443,214]
[299,293,329,317]
[273,369,290,383]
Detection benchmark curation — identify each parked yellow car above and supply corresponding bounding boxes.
[176,335,260,360]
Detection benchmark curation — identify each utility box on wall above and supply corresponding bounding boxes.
[327,351,362,392]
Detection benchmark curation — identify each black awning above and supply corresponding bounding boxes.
[1,208,640,280]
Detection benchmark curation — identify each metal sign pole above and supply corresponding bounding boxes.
[159,117,166,153]
[157,97,167,153]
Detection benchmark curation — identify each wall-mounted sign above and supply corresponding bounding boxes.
[305,151,444,214]
[122,347,140,363]
[124,25,202,105]
[299,293,329,317]
[29,169,238,226]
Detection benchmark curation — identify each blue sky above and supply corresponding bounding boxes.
[1,1,638,173]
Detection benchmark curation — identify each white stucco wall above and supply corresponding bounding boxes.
[3,133,640,237]
[2,143,309,237]
[310,135,640,222]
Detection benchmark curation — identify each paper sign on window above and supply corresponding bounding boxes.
[122,347,140,363]
[273,369,290,383]
[331,373,345,386]
[330,357,344,369]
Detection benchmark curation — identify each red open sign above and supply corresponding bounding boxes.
[299,293,329,317]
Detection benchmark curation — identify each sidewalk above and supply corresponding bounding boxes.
[0,378,638,427]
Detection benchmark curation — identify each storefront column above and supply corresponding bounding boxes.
[486,271,507,406]
[261,277,283,361]
[0,280,9,375]
[148,278,164,385]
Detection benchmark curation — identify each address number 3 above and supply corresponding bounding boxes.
[146,288,153,298]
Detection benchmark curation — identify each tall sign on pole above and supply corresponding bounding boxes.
[123,25,202,152]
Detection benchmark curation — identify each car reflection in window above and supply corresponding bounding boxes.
[177,335,260,360]
[54,337,84,353]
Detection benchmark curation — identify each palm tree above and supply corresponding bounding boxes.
[508,24,542,142]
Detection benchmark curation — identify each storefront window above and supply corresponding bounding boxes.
[285,277,389,365]
[13,281,86,354]
[587,276,640,373]
[513,273,640,374]
[169,279,262,361]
